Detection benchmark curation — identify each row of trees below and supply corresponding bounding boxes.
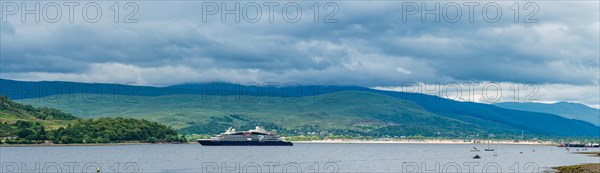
[1,121,47,144]
[3,118,186,144]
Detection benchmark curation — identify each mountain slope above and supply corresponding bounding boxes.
[16,91,502,137]
[3,79,599,137]
[0,96,78,121]
[0,95,183,144]
[494,102,600,126]
[0,95,79,137]
[371,90,599,137]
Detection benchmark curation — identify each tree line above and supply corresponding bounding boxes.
[2,118,186,144]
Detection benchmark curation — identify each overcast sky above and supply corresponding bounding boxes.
[1,1,598,107]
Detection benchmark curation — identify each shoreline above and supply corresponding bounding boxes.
[1,139,558,147]
[553,152,600,172]
[0,142,173,147]
[293,139,557,145]
[553,163,600,173]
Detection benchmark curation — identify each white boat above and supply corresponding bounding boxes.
[485,134,496,151]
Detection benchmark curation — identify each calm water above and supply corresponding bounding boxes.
[1,143,598,173]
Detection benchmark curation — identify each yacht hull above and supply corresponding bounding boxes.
[198,140,293,146]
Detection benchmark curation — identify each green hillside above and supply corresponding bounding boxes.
[4,79,599,138]
[0,96,183,144]
[0,95,78,139]
[17,91,521,137]
[0,95,78,130]
[50,117,184,144]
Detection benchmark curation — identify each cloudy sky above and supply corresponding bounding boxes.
[1,1,598,107]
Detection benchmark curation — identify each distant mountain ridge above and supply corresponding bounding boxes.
[1,78,598,137]
[494,102,600,126]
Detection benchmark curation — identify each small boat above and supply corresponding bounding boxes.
[471,147,480,152]
[485,134,495,151]
[473,155,481,159]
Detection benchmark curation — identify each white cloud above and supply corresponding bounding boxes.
[373,82,600,108]
[396,67,412,74]
[2,63,266,86]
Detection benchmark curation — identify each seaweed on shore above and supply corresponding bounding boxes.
[553,163,600,173]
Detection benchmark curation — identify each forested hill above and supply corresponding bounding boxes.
[0,96,184,144]
[50,118,184,144]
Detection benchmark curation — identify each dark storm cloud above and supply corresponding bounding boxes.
[0,1,598,87]
[1,22,15,34]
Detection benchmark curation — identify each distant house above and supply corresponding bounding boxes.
[1,136,17,141]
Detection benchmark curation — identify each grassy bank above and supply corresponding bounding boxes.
[573,151,600,157]
[554,163,600,173]
[553,151,600,173]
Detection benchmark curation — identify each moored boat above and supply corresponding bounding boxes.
[485,135,495,151]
